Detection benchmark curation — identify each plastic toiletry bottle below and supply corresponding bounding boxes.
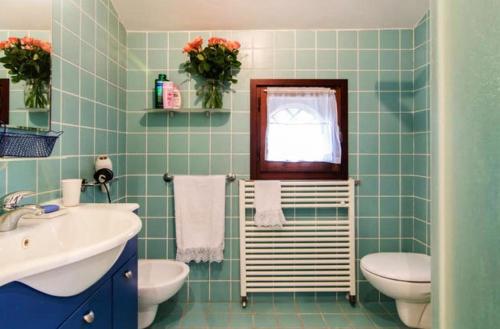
[163,81,174,109]
[154,74,168,108]
[171,84,182,109]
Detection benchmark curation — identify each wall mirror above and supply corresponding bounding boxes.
[0,0,52,131]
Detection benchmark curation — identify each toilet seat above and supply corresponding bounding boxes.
[360,253,432,328]
[360,252,430,283]
[360,253,431,302]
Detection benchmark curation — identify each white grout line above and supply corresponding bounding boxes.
[376,30,381,268]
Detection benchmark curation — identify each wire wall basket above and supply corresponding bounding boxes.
[0,125,63,158]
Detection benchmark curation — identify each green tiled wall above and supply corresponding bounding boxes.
[0,30,51,129]
[0,0,127,203]
[0,2,432,304]
[412,13,431,254]
[126,28,422,302]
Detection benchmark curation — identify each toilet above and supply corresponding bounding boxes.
[138,259,190,329]
[360,253,431,329]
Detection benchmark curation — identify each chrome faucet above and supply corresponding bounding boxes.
[0,191,44,232]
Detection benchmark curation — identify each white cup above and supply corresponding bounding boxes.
[61,179,82,207]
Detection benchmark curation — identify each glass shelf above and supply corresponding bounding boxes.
[17,108,50,112]
[11,126,51,133]
[144,108,231,117]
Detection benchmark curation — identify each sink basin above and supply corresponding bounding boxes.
[0,204,142,297]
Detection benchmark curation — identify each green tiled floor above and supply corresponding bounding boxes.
[149,300,409,329]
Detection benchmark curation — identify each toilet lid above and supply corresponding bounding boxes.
[361,253,431,283]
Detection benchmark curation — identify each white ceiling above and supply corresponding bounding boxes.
[0,0,51,30]
[113,0,429,31]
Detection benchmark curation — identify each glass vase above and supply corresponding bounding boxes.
[24,79,50,109]
[200,79,223,109]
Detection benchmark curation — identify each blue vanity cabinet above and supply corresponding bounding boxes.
[112,256,138,329]
[58,281,112,329]
[0,237,138,329]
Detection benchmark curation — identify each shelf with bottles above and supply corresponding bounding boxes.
[152,73,230,117]
[143,107,231,117]
[16,107,51,112]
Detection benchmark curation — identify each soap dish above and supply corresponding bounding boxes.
[23,209,69,220]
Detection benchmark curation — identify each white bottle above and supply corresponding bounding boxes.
[162,81,174,109]
[171,84,182,109]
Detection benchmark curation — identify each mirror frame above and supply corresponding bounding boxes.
[0,79,8,124]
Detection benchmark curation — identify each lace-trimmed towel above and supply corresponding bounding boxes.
[254,180,286,228]
[174,175,226,263]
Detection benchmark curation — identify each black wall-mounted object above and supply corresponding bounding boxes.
[0,79,9,124]
[94,168,114,184]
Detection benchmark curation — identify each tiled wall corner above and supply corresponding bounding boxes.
[412,12,431,254]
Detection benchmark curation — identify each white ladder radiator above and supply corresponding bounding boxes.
[239,179,356,307]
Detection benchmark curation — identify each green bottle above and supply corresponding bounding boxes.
[154,74,168,108]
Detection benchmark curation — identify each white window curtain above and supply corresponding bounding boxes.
[265,87,341,164]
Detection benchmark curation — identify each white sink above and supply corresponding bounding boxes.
[0,203,142,297]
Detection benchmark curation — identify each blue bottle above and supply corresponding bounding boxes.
[154,74,168,108]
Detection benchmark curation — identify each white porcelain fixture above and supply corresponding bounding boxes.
[138,259,190,329]
[0,203,142,296]
[360,252,431,328]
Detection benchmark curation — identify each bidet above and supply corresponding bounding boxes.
[138,259,190,328]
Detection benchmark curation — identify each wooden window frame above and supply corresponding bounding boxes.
[0,79,9,125]
[250,79,348,180]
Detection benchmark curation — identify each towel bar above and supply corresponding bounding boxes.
[239,179,357,308]
[163,173,237,183]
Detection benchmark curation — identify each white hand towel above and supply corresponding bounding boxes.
[254,180,286,228]
[174,175,225,263]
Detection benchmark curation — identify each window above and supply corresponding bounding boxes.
[250,79,348,180]
[266,88,341,163]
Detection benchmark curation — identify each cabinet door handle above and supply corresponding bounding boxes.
[83,310,95,324]
[124,270,133,279]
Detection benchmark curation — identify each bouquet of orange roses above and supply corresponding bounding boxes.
[182,36,241,109]
[0,37,52,108]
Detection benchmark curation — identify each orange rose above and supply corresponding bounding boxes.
[8,37,19,43]
[224,41,233,50]
[183,36,203,53]
[21,36,33,45]
[182,44,194,53]
[40,41,52,53]
[208,37,226,46]
[0,41,5,49]
[190,36,203,49]
[225,40,241,51]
